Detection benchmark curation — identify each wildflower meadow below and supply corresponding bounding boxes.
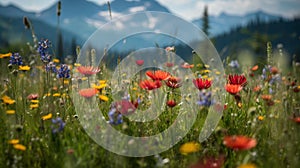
[1,4,300,168]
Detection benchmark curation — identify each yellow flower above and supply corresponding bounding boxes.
[179,142,201,155]
[1,95,15,105]
[30,100,39,103]
[30,104,39,109]
[258,116,264,121]
[63,80,69,85]
[19,65,31,71]
[238,163,257,168]
[201,69,211,74]
[74,63,81,67]
[53,59,60,63]
[99,80,107,84]
[81,77,88,81]
[132,87,138,91]
[204,64,210,68]
[42,113,52,120]
[92,84,107,90]
[99,95,109,101]
[215,71,221,75]
[6,110,15,114]
[13,144,26,151]
[52,93,61,97]
[8,139,19,144]
[44,93,51,97]
[0,52,12,58]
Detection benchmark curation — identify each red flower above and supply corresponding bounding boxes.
[79,88,98,98]
[223,135,257,150]
[115,100,136,115]
[292,117,300,123]
[77,66,100,76]
[189,155,225,168]
[193,78,212,90]
[167,100,177,108]
[225,84,242,95]
[165,62,174,67]
[251,65,259,71]
[165,76,182,89]
[261,94,272,101]
[228,74,247,86]
[139,79,162,90]
[146,70,170,81]
[135,60,144,66]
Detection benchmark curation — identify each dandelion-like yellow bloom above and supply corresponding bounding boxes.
[63,80,69,85]
[99,80,107,84]
[53,59,60,63]
[99,95,109,101]
[52,93,61,97]
[13,144,26,151]
[1,95,15,105]
[19,65,31,71]
[8,139,19,144]
[74,63,81,67]
[258,116,264,121]
[238,163,257,168]
[92,84,107,90]
[6,110,15,114]
[30,104,39,109]
[30,100,39,103]
[0,52,12,58]
[179,142,201,155]
[42,113,52,120]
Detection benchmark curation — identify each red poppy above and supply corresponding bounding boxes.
[146,70,170,81]
[77,66,100,76]
[225,84,242,95]
[135,60,144,66]
[189,155,225,168]
[228,74,247,86]
[253,86,261,92]
[79,88,99,98]
[27,93,39,100]
[223,135,257,150]
[193,78,212,90]
[270,67,279,74]
[139,79,162,90]
[115,100,136,115]
[181,62,194,69]
[165,76,182,89]
[292,117,300,123]
[167,100,177,108]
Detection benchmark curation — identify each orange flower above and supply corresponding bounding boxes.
[165,76,181,89]
[261,94,272,101]
[292,117,300,123]
[253,86,261,92]
[251,65,259,71]
[139,79,162,90]
[225,84,242,95]
[193,78,212,90]
[223,135,257,150]
[79,88,99,98]
[228,74,247,86]
[146,70,170,81]
[270,67,279,74]
[77,66,100,76]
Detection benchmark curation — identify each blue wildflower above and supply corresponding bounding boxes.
[51,117,65,134]
[228,60,239,69]
[108,107,123,125]
[197,91,214,107]
[9,53,23,65]
[38,39,52,63]
[57,64,70,78]
[45,62,57,73]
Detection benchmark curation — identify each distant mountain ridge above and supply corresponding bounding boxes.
[0,0,282,39]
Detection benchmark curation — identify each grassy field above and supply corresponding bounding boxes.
[0,39,300,168]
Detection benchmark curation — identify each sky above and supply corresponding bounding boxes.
[0,0,299,20]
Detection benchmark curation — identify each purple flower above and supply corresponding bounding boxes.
[51,117,65,134]
[108,107,123,125]
[9,53,23,65]
[45,62,57,73]
[38,39,52,63]
[57,64,70,78]
[197,91,214,107]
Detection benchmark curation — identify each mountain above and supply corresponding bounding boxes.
[213,18,300,62]
[192,10,282,36]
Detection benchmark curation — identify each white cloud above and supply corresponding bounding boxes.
[129,6,146,13]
